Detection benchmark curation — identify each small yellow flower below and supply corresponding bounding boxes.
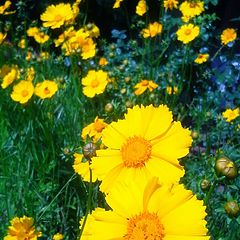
[27,27,39,37]
[33,32,49,44]
[34,80,58,99]
[85,23,100,38]
[53,233,64,240]
[0,65,19,89]
[222,108,239,122]
[0,32,7,44]
[142,22,163,38]
[194,53,209,64]
[54,27,76,47]
[82,70,109,98]
[40,3,74,29]
[134,79,158,95]
[11,81,34,104]
[18,38,26,48]
[176,23,200,44]
[180,1,204,21]
[221,28,237,45]
[25,51,33,61]
[163,0,178,10]
[0,1,11,15]
[4,216,42,240]
[39,51,50,61]
[166,86,178,95]
[81,38,96,59]
[25,67,35,81]
[99,57,108,66]
[113,0,124,8]
[73,153,97,182]
[136,0,147,16]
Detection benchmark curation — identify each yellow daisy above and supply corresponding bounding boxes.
[82,70,109,98]
[4,215,42,240]
[40,3,74,29]
[176,23,200,44]
[222,108,239,122]
[11,81,34,104]
[34,80,58,99]
[90,104,193,193]
[0,65,19,89]
[134,79,158,95]
[163,0,178,10]
[220,28,237,45]
[33,31,50,44]
[81,177,209,240]
[180,1,204,21]
[142,22,163,38]
[194,53,209,64]
[136,0,147,16]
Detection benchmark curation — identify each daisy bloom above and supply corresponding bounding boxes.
[4,215,42,240]
[11,81,34,104]
[166,86,178,95]
[142,22,163,38]
[34,80,58,99]
[33,32,49,44]
[222,108,239,122]
[82,70,109,98]
[220,28,237,45]
[194,53,209,64]
[176,24,200,44]
[40,3,74,29]
[0,32,7,44]
[82,117,108,141]
[73,153,97,182]
[80,177,209,240]
[99,57,108,66]
[180,1,204,21]
[136,0,147,16]
[0,1,11,15]
[53,233,64,240]
[113,0,124,8]
[163,0,178,10]
[134,79,158,95]
[0,65,19,89]
[90,104,193,193]
[27,27,39,37]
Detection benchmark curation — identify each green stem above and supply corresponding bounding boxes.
[211,45,224,62]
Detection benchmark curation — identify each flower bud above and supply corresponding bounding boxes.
[105,103,113,112]
[224,201,240,217]
[215,157,238,179]
[200,179,211,191]
[83,142,97,159]
[191,130,199,139]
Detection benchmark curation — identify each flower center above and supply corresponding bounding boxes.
[124,212,164,240]
[55,14,63,22]
[93,120,105,132]
[91,79,99,88]
[21,89,29,97]
[121,136,152,168]
[44,87,50,95]
[141,80,149,86]
[184,29,192,35]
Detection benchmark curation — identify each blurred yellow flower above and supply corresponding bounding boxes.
[35,80,58,99]
[26,67,35,81]
[82,70,109,98]
[222,108,239,122]
[0,65,19,89]
[194,53,209,64]
[81,177,209,240]
[221,28,237,45]
[82,116,108,141]
[41,3,74,29]
[176,23,200,44]
[99,57,108,66]
[0,1,11,15]
[113,0,124,8]
[54,27,76,47]
[134,79,158,95]
[53,233,64,240]
[166,86,178,95]
[180,1,204,22]
[163,0,178,10]
[4,215,42,240]
[11,81,34,104]
[33,32,49,44]
[90,104,193,192]
[0,32,7,44]
[142,22,163,38]
[136,0,147,16]
[73,153,97,182]
[18,38,26,48]
[85,23,100,38]
[27,27,39,37]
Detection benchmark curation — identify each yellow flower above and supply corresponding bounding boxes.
[82,117,108,141]
[33,32,49,44]
[166,86,178,95]
[136,0,147,16]
[27,27,39,37]
[18,38,26,48]
[0,65,19,89]
[85,23,100,38]
[53,233,64,240]
[40,3,74,29]
[0,1,11,14]
[38,51,50,61]
[10,81,34,104]
[90,104,193,193]
[81,177,209,240]
[34,80,58,99]
[73,153,97,182]
[4,216,42,240]
[222,108,239,122]
[99,57,108,66]
[0,32,7,44]
[163,0,178,10]
[134,79,158,95]
[25,67,35,81]
[80,38,96,59]
[82,70,109,98]
[54,27,76,47]
[194,53,209,64]
[220,28,237,45]
[113,0,124,8]
[180,1,204,21]
[142,22,163,38]
[176,23,200,44]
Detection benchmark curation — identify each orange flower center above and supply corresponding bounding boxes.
[124,212,164,240]
[141,80,149,86]
[55,14,63,22]
[190,3,197,8]
[91,79,100,88]
[184,29,192,35]
[44,87,50,95]
[121,136,152,168]
[93,120,106,132]
[21,89,29,97]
